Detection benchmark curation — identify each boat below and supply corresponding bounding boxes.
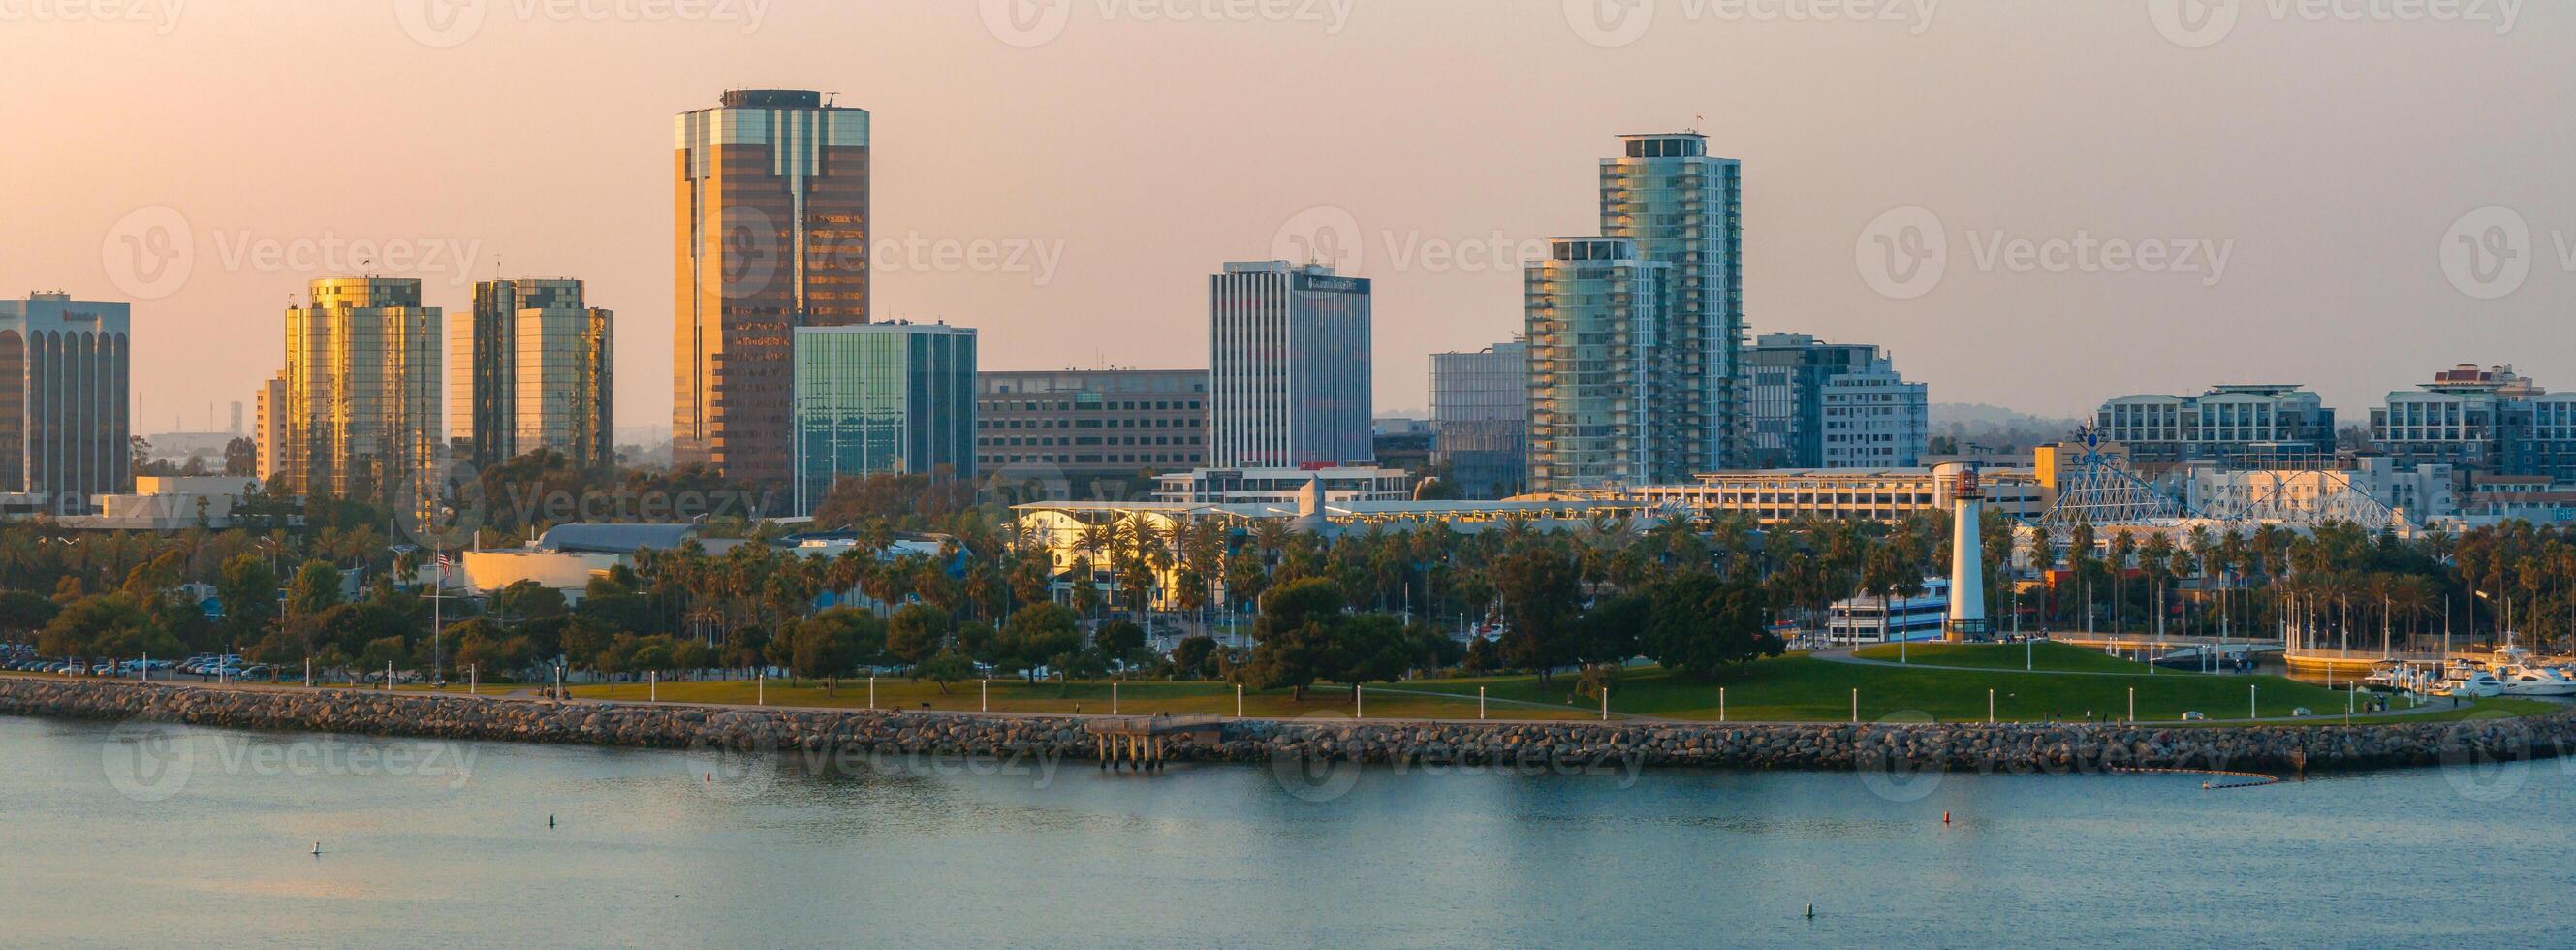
[2437,672,2505,699]
[2495,665,2576,697]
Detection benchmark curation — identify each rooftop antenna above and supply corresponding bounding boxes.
[1689,113,1705,134]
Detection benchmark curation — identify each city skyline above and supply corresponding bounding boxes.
[7,3,2571,440]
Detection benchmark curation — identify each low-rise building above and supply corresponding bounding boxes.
[1827,576,1950,646]
[975,367,1209,499]
[2184,457,2455,523]
[1600,468,2050,524]
[1152,466,1412,504]
[55,477,265,530]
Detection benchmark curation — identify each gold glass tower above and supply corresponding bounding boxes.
[283,277,442,503]
[674,89,871,486]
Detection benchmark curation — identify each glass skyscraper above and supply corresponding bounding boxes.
[1429,340,1527,499]
[283,277,442,503]
[1208,261,1373,469]
[1525,238,1677,491]
[456,278,610,467]
[790,323,976,514]
[1601,132,1744,469]
[675,89,872,485]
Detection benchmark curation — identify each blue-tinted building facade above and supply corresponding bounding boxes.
[790,323,976,514]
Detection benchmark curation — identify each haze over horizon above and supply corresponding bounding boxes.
[4,0,2568,438]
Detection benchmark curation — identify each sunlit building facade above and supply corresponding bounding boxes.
[675,89,872,485]
[0,293,132,514]
[456,278,611,467]
[790,323,975,514]
[282,278,442,503]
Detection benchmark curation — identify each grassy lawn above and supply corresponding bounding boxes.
[1392,654,2384,724]
[23,661,2551,726]
[554,675,1567,721]
[1850,641,2189,675]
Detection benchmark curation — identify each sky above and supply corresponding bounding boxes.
[2,0,2569,438]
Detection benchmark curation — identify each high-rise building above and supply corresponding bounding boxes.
[1743,332,1928,469]
[282,278,442,503]
[254,372,286,480]
[0,293,132,514]
[515,303,614,468]
[1209,261,1372,469]
[1429,341,1528,499]
[675,89,872,485]
[1524,237,1679,491]
[975,368,1209,498]
[790,323,975,514]
[2097,384,2336,468]
[229,401,242,436]
[1601,132,1743,469]
[455,279,612,467]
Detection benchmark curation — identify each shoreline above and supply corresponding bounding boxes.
[5,676,2566,776]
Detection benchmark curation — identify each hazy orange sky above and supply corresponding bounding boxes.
[3,0,2568,438]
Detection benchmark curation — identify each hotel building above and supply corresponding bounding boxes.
[0,293,132,514]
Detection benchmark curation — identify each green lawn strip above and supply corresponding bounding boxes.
[1399,656,2365,724]
[1850,642,2204,675]
[557,676,1580,720]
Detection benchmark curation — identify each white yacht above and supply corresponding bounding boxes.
[2440,672,2505,698]
[2496,665,2576,697]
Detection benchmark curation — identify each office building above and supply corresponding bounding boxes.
[0,292,132,514]
[456,279,611,467]
[2096,385,2336,468]
[1742,332,1927,469]
[281,277,443,502]
[790,323,975,514]
[1524,237,1681,491]
[1601,132,1744,469]
[675,89,872,484]
[975,368,1209,498]
[1209,261,1372,469]
[2372,364,2576,480]
[1372,418,1435,477]
[1429,341,1528,499]
[254,372,286,480]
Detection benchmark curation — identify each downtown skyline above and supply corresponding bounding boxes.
[4,1,2571,436]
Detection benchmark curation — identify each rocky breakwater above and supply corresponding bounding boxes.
[0,677,2568,776]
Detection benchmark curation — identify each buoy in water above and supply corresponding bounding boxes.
[548,814,556,829]
[1942,811,1951,825]
[1806,903,1815,919]
[311,841,323,856]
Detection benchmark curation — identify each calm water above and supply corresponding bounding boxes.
[2,713,2570,949]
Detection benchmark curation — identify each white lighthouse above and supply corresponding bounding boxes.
[1941,463,1990,642]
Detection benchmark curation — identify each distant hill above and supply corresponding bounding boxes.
[1930,403,2084,452]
